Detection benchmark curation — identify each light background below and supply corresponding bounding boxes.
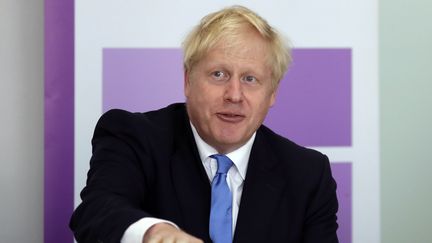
[3,0,432,243]
[380,0,432,242]
[74,1,378,243]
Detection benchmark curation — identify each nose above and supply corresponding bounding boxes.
[223,78,243,103]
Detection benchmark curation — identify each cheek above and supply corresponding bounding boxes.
[188,84,216,115]
[195,83,220,103]
[249,93,274,116]
[186,80,203,100]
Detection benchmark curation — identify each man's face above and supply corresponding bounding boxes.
[185,27,277,153]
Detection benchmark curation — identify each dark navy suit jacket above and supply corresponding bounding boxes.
[70,103,339,243]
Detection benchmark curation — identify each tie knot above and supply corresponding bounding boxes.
[210,154,233,174]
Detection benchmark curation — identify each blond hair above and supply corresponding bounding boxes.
[182,5,292,89]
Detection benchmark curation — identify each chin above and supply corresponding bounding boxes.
[215,130,241,142]
[216,136,244,148]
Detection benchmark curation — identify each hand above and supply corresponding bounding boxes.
[143,223,203,243]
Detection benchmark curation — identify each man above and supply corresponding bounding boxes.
[70,5,339,243]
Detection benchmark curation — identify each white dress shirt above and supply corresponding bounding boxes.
[121,123,255,243]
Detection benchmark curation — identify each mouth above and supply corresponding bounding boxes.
[216,112,245,123]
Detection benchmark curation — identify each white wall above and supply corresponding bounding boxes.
[0,0,43,242]
[380,0,432,242]
[1,0,431,242]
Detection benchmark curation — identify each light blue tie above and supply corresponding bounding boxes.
[209,154,233,243]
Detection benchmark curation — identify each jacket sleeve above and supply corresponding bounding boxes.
[70,110,154,243]
[302,155,339,243]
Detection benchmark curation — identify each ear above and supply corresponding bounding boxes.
[184,70,190,98]
[269,89,277,107]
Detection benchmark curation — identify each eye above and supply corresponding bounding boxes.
[242,75,258,83]
[211,71,229,81]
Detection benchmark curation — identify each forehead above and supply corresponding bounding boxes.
[202,27,271,65]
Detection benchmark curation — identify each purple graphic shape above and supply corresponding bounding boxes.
[331,162,352,243]
[103,48,351,147]
[103,48,185,112]
[265,49,352,146]
[45,0,74,242]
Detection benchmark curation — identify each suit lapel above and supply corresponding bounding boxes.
[233,129,287,243]
[170,109,212,242]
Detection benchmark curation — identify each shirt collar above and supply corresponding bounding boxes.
[190,122,255,180]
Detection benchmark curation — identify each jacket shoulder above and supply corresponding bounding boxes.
[96,103,186,134]
[258,125,327,162]
[92,103,188,153]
